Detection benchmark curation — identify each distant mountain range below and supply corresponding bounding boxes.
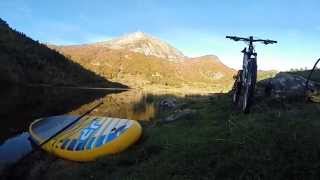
[51,32,235,92]
[0,18,126,88]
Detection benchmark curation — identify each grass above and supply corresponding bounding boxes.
[5,93,320,180]
[257,70,278,81]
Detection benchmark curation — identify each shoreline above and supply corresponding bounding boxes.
[19,83,232,95]
[25,84,131,91]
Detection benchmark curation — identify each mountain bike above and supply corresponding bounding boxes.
[226,36,277,113]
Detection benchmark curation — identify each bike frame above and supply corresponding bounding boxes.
[241,40,257,89]
[227,35,276,112]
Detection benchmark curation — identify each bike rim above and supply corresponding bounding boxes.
[233,90,237,103]
[243,87,249,111]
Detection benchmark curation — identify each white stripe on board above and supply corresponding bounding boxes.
[90,118,119,149]
[125,120,133,129]
[115,119,129,136]
[94,117,111,137]
[114,119,129,130]
[101,118,122,144]
[103,118,120,135]
[72,139,80,151]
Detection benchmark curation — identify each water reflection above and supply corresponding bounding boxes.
[0,133,32,171]
[0,86,164,167]
[0,86,111,143]
[68,90,157,121]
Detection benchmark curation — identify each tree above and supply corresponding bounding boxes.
[0,18,8,27]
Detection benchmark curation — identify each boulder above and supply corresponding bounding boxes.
[161,109,197,123]
[261,72,317,98]
[159,98,177,109]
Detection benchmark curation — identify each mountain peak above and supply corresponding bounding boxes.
[127,31,148,39]
[94,32,185,61]
[110,31,153,44]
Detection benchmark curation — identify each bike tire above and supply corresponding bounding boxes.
[242,82,253,113]
[242,60,257,113]
[232,70,243,105]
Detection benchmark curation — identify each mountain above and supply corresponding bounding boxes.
[52,32,235,92]
[93,31,185,61]
[0,18,126,88]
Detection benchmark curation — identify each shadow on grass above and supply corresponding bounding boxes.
[4,90,320,180]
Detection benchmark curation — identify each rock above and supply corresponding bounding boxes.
[159,98,177,109]
[261,72,317,98]
[308,91,320,103]
[162,109,197,123]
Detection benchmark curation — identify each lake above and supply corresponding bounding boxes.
[0,85,171,170]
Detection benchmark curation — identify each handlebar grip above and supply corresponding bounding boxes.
[226,36,240,41]
[264,40,277,45]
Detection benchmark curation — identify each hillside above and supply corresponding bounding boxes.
[51,32,235,92]
[0,18,126,88]
[257,70,278,81]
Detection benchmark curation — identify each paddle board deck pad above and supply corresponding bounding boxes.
[29,115,142,161]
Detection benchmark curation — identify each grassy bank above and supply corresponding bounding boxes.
[5,93,320,180]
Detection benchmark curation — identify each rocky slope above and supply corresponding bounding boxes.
[52,32,235,92]
[93,31,185,61]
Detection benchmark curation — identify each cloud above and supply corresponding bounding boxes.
[43,33,112,45]
[42,30,112,45]
[83,34,112,43]
[44,38,78,46]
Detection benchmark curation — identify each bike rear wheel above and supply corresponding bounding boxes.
[232,70,243,105]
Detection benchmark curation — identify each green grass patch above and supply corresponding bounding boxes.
[7,94,320,180]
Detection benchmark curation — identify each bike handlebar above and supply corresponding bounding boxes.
[226,36,248,41]
[226,36,277,45]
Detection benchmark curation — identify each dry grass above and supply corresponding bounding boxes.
[52,45,235,90]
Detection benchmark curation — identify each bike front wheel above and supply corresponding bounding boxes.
[241,62,257,113]
[242,82,254,113]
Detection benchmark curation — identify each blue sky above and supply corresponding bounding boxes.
[1,0,320,70]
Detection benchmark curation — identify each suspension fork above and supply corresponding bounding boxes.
[241,49,249,85]
[242,52,257,87]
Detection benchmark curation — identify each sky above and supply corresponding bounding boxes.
[1,0,320,70]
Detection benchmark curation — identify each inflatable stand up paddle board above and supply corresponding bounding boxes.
[29,115,142,161]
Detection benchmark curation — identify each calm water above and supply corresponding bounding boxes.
[0,86,164,170]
